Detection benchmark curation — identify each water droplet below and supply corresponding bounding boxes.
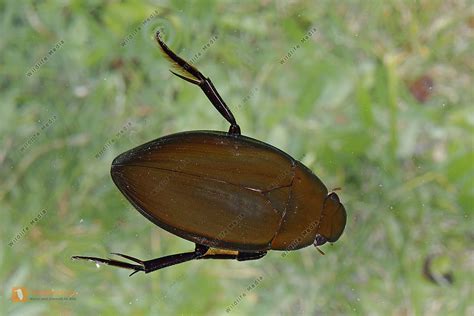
[95,263,101,268]
[79,219,84,223]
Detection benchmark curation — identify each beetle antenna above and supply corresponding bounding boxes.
[155,31,241,136]
[315,247,325,255]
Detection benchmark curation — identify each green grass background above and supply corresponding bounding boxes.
[1,0,473,315]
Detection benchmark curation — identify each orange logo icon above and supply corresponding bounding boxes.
[12,287,28,302]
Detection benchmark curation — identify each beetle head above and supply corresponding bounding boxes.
[313,192,347,252]
[314,234,327,247]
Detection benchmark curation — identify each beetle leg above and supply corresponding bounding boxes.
[110,252,144,263]
[155,31,241,136]
[72,244,210,276]
[169,70,201,85]
[236,251,267,261]
[198,249,267,261]
[71,254,145,276]
[137,244,209,275]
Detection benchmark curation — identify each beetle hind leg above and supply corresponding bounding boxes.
[72,245,266,275]
[71,254,145,276]
[72,244,210,276]
[237,251,267,261]
[199,248,267,261]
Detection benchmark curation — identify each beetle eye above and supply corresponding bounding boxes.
[328,192,340,203]
[313,234,327,247]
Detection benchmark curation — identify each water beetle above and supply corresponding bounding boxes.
[72,31,347,276]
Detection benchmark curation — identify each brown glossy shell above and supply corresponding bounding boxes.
[111,131,346,252]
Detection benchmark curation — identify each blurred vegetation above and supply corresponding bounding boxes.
[1,0,473,315]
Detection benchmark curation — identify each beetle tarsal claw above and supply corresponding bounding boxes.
[71,255,110,265]
[71,254,145,275]
[110,252,144,264]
